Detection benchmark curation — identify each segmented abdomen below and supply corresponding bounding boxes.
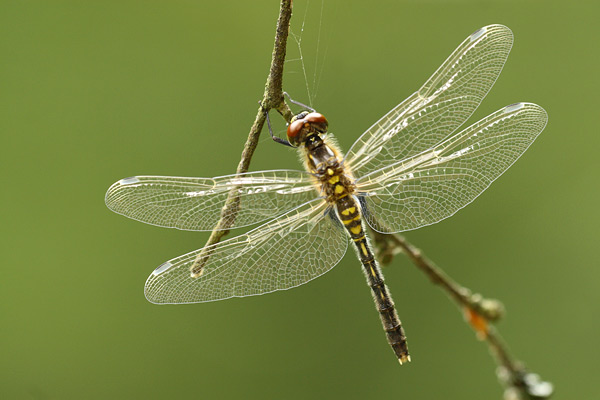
[335,195,410,364]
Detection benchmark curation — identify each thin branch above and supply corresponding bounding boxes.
[371,231,553,399]
[371,231,504,321]
[190,0,294,277]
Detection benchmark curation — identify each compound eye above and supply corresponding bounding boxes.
[304,112,328,134]
[286,119,304,145]
[304,112,328,125]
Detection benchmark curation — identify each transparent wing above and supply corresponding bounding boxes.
[144,200,349,304]
[346,24,513,177]
[356,103,547,233]
[105,170,317,231]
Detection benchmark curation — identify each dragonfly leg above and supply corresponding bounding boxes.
[263,106,293,147]
[283,92,315,112]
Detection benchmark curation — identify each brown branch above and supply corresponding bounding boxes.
[190,0,294,277]
[371,231,504,321]
[371,230,553,399]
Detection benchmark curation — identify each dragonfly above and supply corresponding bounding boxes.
[105,24,547,364]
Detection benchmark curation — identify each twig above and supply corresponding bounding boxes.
[190,0,294,277]
[371,231,505,321]
[371,231,553,399]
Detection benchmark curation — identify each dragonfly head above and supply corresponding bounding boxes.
[287,111,329,147]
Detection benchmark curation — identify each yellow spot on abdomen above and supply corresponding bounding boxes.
[361,243,369,256]
[341,206,355,216]
[350,225,362,235]
[334,185,344,194]
[342,215,361,225]
[328,175,340,184]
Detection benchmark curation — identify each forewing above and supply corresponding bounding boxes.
[105,170,316,231]
[346,25,513,177]
[144,200,348,304]
[356,103,547,233]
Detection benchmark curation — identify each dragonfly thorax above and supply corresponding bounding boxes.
[299,130,356,204]
[287,111,328,147]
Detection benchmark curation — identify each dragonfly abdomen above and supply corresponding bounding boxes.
[335,195,410,364]
[306,136,411,364]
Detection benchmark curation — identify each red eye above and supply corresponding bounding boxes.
[304,112,328,125]
[287,119,304,140]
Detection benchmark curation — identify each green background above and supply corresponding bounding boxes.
[2,0,597,398]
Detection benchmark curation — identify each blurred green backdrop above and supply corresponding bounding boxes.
[2,0,598,399]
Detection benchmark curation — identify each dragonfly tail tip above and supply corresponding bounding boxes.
[398,354,411,365]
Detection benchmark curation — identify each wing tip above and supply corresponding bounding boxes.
[503,102,548,122]
[105,176,141,207]
[119,176,141,185]
[504,102,526,113]
[470,24,513,46]
[469,26,488,42]
[152,261,173,276]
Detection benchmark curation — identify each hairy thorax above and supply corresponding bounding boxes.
[301,135,356,204]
